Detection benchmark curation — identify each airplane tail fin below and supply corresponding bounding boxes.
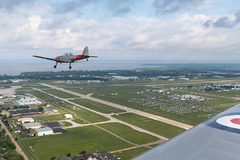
[83,46,89,56]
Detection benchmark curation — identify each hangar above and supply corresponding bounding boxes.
[36,127,53,136]
[22,122,41,129]
[18,118,34,123]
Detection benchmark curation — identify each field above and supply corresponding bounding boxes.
[70,99,125,114]
[20,126,132,160]
[8,77,240,159]
[98,123,159,145]
[113,113,186,138]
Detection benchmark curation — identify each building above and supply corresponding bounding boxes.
[22,122,41,129]
[36,127,53,136]
[18,118,34,123]
[16,98,42,105]
[9,109,41,117]
[3,104,14,109]
[64,114,73,119]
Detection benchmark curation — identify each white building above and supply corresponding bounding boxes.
[36,127,53,136]
[22,122,41,129]
[16,98,42,105]
[18,118,34,123]
[64,114,73,119]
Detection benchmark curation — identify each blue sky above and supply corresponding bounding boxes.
[1,0,240,62]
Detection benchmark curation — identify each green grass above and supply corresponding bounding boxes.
[46,89,78,98]
[34,115,66,122]
[71,99,125,114]
[72,118,86,124]
[114,147,151,160]
[21,126,133,160]
[70,107,109,123]
[92,85,237,125]
[62,121,73,127]
[113,113,185,139]
[99,123,159,144]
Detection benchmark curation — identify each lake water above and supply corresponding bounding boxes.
[0,59,164,75]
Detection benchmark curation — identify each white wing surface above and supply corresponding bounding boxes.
[133,103,240,160]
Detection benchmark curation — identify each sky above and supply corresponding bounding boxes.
[1,0,240,63]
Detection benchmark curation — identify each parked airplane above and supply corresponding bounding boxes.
[33,46,97,69]
[133,103,240,160]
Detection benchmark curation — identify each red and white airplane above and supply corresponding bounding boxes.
[33,46,97,69]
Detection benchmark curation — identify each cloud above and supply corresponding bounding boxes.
[204,10,240,28]
[0,0,32,11]
[53,0,95,14]
[153,0,204,14]
[105,0,132,16]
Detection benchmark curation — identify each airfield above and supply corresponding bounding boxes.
[2,77,240,159]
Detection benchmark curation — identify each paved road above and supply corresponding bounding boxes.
[0,121,29,160]
[39,83,193,130]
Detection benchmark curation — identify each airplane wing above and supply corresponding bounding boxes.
[33,55,66,63]
[133,103,240,160]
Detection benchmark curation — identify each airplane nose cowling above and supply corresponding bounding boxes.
[77,55,83,60]
[55,57,59,60]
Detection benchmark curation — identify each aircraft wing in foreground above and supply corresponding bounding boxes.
[133,103,240,160]
[33,46,97,69]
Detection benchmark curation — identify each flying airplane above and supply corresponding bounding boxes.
[33,46,97,69]
[133,103,240,160]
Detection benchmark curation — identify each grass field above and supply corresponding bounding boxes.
[46,89,79,98]
[21,126,133,160]
[99,123,159,145]
[69,107,109,123]
[34,114,66,122]
[62,121,73,127]
[114,147,151,160]
[113,113,185,138]
[92,85,238,125]
[71,99,125,114]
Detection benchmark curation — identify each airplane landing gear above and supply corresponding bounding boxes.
[69,63,72,69]
[54,62,58,68]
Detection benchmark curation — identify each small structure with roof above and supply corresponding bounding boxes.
[22,122,41,129]
[64,114,73,119]
[36,127,53,136]
[18,117,34,123]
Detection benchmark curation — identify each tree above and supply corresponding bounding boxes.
[2,143,7,148]
[80,151,86,155]
[38,106,44,112]
[50,157,56,160]
[2,129,6,134]
[66,153,71,157]
[2,115,7,120]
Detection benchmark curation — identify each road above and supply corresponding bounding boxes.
[0,121,29,160]
[39,83,193,130]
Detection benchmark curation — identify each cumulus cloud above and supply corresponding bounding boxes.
[0,0,32,11]
[153,0,204,14]
[53,0,95,14]
[203,10,240,28]
[105,0,132,16]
